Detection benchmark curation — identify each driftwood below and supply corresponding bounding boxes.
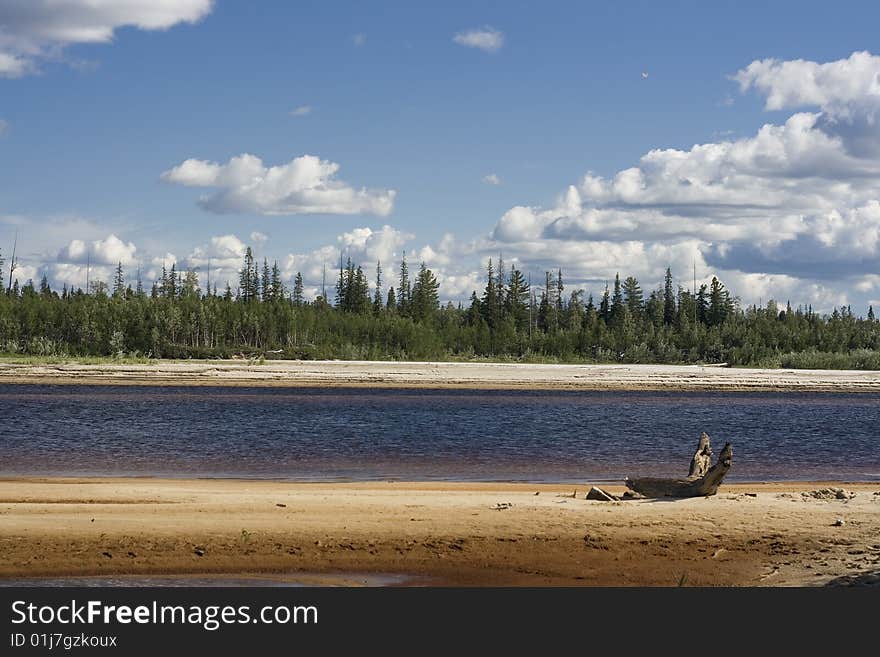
[625,433,732,498]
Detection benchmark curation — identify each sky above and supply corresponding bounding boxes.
[1,0,880,312]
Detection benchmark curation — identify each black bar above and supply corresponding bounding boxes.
[0,586,875,653]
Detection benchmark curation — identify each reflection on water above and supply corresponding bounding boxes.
[0,384,878,482]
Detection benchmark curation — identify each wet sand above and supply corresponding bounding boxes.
[1,360,879,391]
[1,478,878,586]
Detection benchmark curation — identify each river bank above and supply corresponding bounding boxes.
[1,360,879,391]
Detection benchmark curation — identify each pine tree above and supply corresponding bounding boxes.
[869,305,876,321]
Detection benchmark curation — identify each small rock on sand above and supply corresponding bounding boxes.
[802,488,856,501]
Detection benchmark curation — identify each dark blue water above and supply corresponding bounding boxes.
[0,384,877,482]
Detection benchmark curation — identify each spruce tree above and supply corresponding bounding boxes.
[707,276,731,326]
[386,286,396,312]
[373,261,383,314]
[270,261,284,301]
[168,263,178,298]
[411,262,439,321]
[113,262,125,297]
[663,267,676,325]
[239,247,256,302]
[622,276,643,318]
[398,253,411,315]
[610,273,624,325]
[556,268,564,314]
[599,283,611,323]
[504,266,530,331]
[293,272,304,306]
[261,259,271,302]
[481,259,500,328]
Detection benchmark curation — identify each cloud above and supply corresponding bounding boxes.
[0,52,29,77]
[481,51,880,310]
[352,33,366,47]
[453,27,504,53]
[161,153,396,216]
[733,51,880,112]
[0,0,214,77]
[482,173,502,185]
[283,225,413,296]
[0,118,8,136]
[290,105,312,117]
[56,234,137,266]
[250,231,268,244]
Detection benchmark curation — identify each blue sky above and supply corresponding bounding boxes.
[2,0,880,310]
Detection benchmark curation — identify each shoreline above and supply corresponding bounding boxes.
[1,359,880,392]
[1,477,878,587]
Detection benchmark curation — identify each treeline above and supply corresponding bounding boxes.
[0,246,878,369]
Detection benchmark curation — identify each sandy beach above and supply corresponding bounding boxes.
[1,478,877,586]
[0,359,879,391]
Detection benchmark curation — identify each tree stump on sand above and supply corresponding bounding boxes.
[625,434,732,498]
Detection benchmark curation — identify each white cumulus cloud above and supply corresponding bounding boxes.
[484,51,880,310]
[0,0,213,77]
[453,27,504,53]
[482,173,502,185]
[161,153,396,216]
[56,234,137,266]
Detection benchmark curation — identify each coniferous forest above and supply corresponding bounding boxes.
[0,246,878,369]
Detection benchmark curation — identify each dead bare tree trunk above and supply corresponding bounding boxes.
[625,434,732,498]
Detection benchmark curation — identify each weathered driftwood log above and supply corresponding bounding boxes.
[688,431,712,478]
[625,434,732,498]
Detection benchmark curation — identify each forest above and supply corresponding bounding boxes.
[0,246,878,369]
